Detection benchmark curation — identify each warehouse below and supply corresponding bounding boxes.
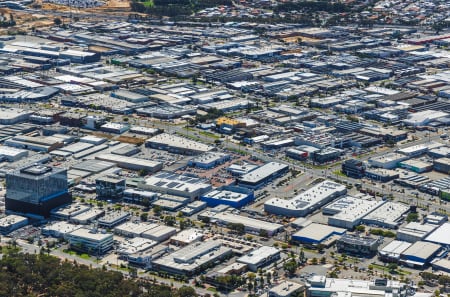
[117,238,157,260]
[50,203,90,220]
[264,180,347,217]
[79,135,107,145]
[70,208,105,224]
[152,240,232,276]
[0,146,28,162]
[378,240,412,263]
[237,162,289,189]
[97,211,130,228]
[397,222,437,243]
[200,186,254,208]
[146,133,213,155]
[139,172,212,201]
[0,107,33,124]
[114,222,157,238]
[336,234,381,256]
[433,157,450,173]
[141,225,177,242]
[59,142,94,155]
[362,202,410,229]
[400,241,441,268]
[431,258,450,273]
[365,168,399,182]
[291,223,346,245]
[327,196,384,229]
[42,221,82,239]
[237,246,281,272]
[399,159,433,173]
[0,215,28,235]
[425,222,450,246]
[368,153,409,169]
[169,228,204,246]
[136,105,196,119]
[111,144,140,157]
[307,276,405,297]
[212,211,283,236]
[100,122,130,134]
[4,135,64,152]
[188,152,231,169]
[95,154,163,173]
[269,281,305,297]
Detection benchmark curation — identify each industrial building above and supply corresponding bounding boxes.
[362,202,409,229]
[400,241,441,268]
[326,196,384,229]
[146,133,213,155]
[188,152,231,169]
[50,203,90,220]
[170,228,204,246]
[200,186,254,208]
[68,228,114,255]
[152,240,232,276]
[212,211,283,236]
[42,221,82,239]
[341,159,365,178]
[425,222,450,246]
[123,189,158,205]
[378,240,412,263]
[0,215,28,235]
[97,211,130,228]
[141,225,177,242]
[368,153,409,169]
[264,180,347,217]
[0,146,28,162]
[268,281,305,297]
[114,222,157,238]
[336,234,381,256]
[237,162,289,189]
[0,107,33,124]
[237,246,281,271]
[398,159,433,173]
[95,154,163,173]
[5,165,71,218]
[96,175,126,200]
[433,157,450,174]
[291,223,346,245]
[5,135,64,153]
[396,222,437,243]
[306,276,406,297]
[139,172,212,201]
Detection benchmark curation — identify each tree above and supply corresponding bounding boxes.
[259,229,269,238]
[153,205,162,216]
[138,169,148,177]
[311,257,318,265]
[388,263,398,273]
[54,17,62,26]
[140,212,148,222]
[320,257,326,264]
[355,225,365,232]
[141,197,151,209]
[164,215,176,226]
[283,259,298,275]
[406,212,419,223]
[178,286,197,297]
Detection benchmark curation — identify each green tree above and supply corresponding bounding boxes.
[54,17,62,26]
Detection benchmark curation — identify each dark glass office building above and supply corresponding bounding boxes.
[5,165,71,217]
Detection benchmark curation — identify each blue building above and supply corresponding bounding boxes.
[201,186,254,208]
